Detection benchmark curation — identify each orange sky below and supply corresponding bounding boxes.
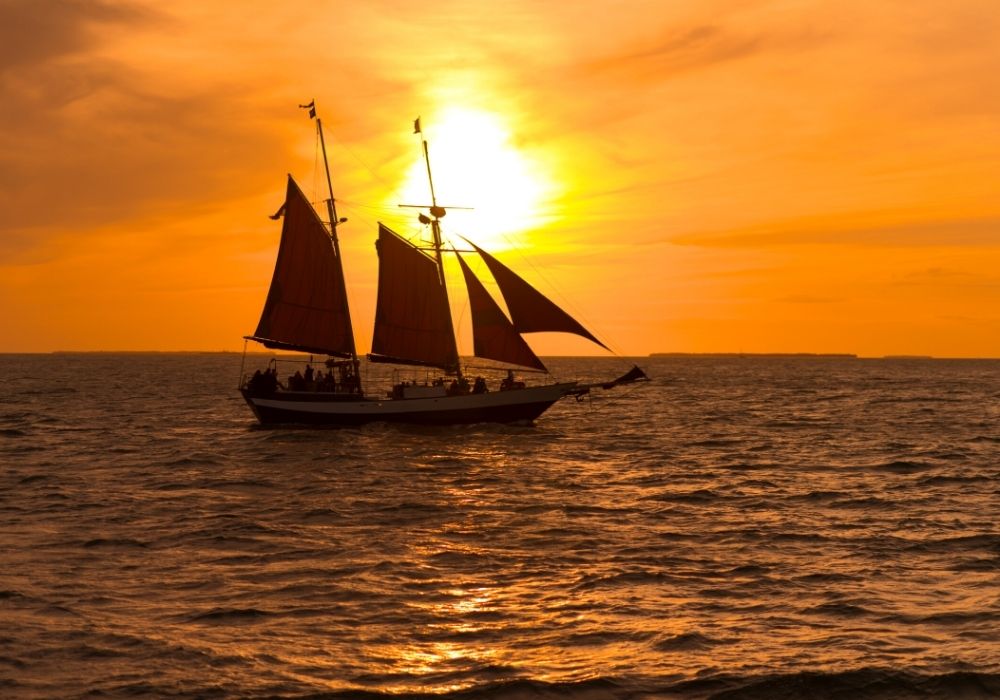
[1,0,998,357]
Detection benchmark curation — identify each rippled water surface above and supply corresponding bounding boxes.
[1,354,998,699]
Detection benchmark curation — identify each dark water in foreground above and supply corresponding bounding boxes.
[1,354,998,699]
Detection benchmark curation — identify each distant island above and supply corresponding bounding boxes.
[647,353,956,360]
[650,352,858,358]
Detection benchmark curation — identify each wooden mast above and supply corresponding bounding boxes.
[417,120,463,379]
[308,101,362,389]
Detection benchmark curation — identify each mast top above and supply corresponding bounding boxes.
[298,99,360,370]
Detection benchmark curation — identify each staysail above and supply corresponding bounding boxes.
[370,224,460,371]
[465,239,609,350]
[456,253,547,372]
[249,176,355,357]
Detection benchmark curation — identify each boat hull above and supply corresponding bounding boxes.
[240,383,580,426]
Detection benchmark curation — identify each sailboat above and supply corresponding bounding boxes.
[239,103,647,426]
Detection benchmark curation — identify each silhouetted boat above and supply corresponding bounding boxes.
[240,102,647,425]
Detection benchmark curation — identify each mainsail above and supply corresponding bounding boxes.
[249,176,355,357]
[370,224,460,371]
[456,253,546,372]
[464,239,608,350]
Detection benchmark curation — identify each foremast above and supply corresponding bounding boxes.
[308,102,362,386]
[245,101,360,388]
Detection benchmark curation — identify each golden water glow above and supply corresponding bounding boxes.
[394,107,555,252]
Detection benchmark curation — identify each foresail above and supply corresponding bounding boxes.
[251,176,355,357]
[370,224,459,371]
[465,239,609,351]
[456,253,546,372]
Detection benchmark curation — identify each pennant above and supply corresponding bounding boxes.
[413,117,421,134]
[299,100,316,119]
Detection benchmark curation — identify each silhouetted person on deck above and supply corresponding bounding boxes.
[500,370,525,391]
[501,370,514,390]
[263,368,278,392]
[269,367,282,390]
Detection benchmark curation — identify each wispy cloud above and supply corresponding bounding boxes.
[588,23,764,78]
[671,215,1000,248]
[0,1,288,258]
[0,0,153,70]
[776,294,843,304]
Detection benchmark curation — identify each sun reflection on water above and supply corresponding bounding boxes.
[385,585,504,693]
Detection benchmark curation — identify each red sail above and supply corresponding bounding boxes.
[370,224,459,371]
[250,176,355,357]
[466,239,609,350]
[457,253,546,372]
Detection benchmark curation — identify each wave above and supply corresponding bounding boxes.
[970,435,1000,443]
[257,670,1000,699]
[805,601,874,618]
[184,607,273,624]
[868,395,966,404]
[916,473,990,486]
[828,496,895,509]
[865,460,937,474]
[82,537,149,549]
[687,669,1000,700]
[570,570,678,592]
[687,438,746,448]
[652,631,722,651]
[18,387,79,396]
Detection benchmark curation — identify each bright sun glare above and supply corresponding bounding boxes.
[396,107,553,251]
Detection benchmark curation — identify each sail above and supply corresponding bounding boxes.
[602,364,649,388]
[249,176,355,357]
[465,239,609,350]
[456,253,546,372]
[370,224,459,371]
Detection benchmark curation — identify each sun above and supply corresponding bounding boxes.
[396,107,553,252]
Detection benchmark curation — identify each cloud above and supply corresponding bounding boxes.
[0,2,290,260]
[893,266,999,290]
[589,24,762,78]
[670,214,1000,248]
[0,0,153,71]
[776,294,843,304]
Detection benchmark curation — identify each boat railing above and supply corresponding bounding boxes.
[241,356,551,398]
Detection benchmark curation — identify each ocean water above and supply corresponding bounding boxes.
[1,354,998,699]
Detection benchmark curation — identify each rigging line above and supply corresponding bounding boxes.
[454,240,508,311]
[437,213,622,360]
[331,204,381,240]
[448,243,470,360]
[312,126,323,211]
[495,228,628,361]
[586,382,646,412]
[336,136,400,193]
[335,200,408,213]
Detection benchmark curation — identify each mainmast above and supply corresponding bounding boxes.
[303,100,362,384]
[414,118,462,378]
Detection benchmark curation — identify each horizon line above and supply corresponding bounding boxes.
[0,350,997,361]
